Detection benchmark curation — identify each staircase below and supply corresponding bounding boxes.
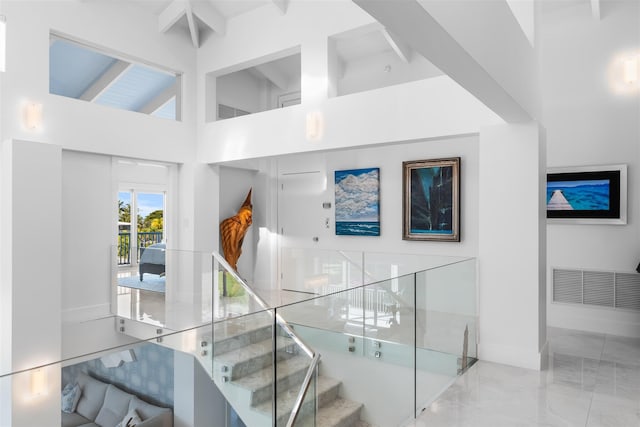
[197,319,368,427]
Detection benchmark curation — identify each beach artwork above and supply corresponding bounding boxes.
[403,158,460,242]
[335,168,380,236]
[547,180,610,211]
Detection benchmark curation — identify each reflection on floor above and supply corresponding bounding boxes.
[117,266,167,326]
[409,327,640,427]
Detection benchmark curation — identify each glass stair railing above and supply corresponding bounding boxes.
[0,248,476,427]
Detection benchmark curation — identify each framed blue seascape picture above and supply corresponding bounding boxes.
[403,158,460,241]
[546,164,627,225]
[335,167,380,236]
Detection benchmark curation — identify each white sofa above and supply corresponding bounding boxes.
[61,372,172,427]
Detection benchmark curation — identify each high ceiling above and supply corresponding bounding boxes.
[120,0,283,48]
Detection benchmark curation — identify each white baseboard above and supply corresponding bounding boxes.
[478,341,547,371]
[548,303,640,338]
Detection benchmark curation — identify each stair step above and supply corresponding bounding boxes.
[254,375,341,426]
[232,354,312,406]
[315,397,365,427]
[212,322,272,356]
[215,337,296,380]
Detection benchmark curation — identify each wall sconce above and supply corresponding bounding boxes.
[0,15,6,72]
[99,349,137,368]
[31,368,48,397]
[24,102,43,130]
[624,56,638,85]
[306,111,324,141]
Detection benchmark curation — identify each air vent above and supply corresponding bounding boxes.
[583,271,614,306]
[615,273,640,310]
[552,268,640,311]
[553,269,582,304]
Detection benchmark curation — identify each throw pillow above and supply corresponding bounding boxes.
[61,383,81,413]
[117,408,142,427]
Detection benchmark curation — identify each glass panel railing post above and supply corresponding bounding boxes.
[212,255,218,380]
[212,256,219,321]
[361,250,365,286]
[413,271,418,419]
[272,307,278,427]
[361,281,365,348]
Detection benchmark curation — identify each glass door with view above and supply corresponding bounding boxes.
[117,190,166,325]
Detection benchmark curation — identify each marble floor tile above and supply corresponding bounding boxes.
[586,393,640,427]
[414,397,536,427]
[534,383,592,426]
[594,360,640,403]
[544,352,600,392]
[412,328,640,427]
[547,327,606,360]
[601,335,640,365]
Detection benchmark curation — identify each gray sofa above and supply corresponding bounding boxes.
[62,372,172,427]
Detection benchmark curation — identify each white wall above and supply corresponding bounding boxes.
[276,135,479,257]
[201,75,501,163]
[62,151,113,322]
[216,71,265,115]
[338,50,443,96]
[197,1,502,163]
[1,1,196,163]
[541,0,640,336]
[173,352,226,427]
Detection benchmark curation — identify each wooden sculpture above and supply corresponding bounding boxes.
[220,189,253,272]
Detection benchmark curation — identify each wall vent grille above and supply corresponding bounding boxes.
[615,273,640,311]
[552,268,640,311]
[553,269,582,304]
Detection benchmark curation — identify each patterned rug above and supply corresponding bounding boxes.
[117,274,166,293]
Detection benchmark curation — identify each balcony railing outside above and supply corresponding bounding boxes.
[117,231,163,265]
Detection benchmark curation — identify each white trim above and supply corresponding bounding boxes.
[478,341,546,370]
[50,30,181,76]
[546,163,627,225]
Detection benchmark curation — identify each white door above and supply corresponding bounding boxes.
[278,170,327,293]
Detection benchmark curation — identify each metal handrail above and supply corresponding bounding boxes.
[286,353,320,427]
[212,252,319,426]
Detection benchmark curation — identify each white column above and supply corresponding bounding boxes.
[478,122,547,370]
[173,351,226,427]
[1,139,62,426]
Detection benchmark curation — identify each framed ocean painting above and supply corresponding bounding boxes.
[547,164,627,225]
[403,158,460,241]
[335,167,380,236]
